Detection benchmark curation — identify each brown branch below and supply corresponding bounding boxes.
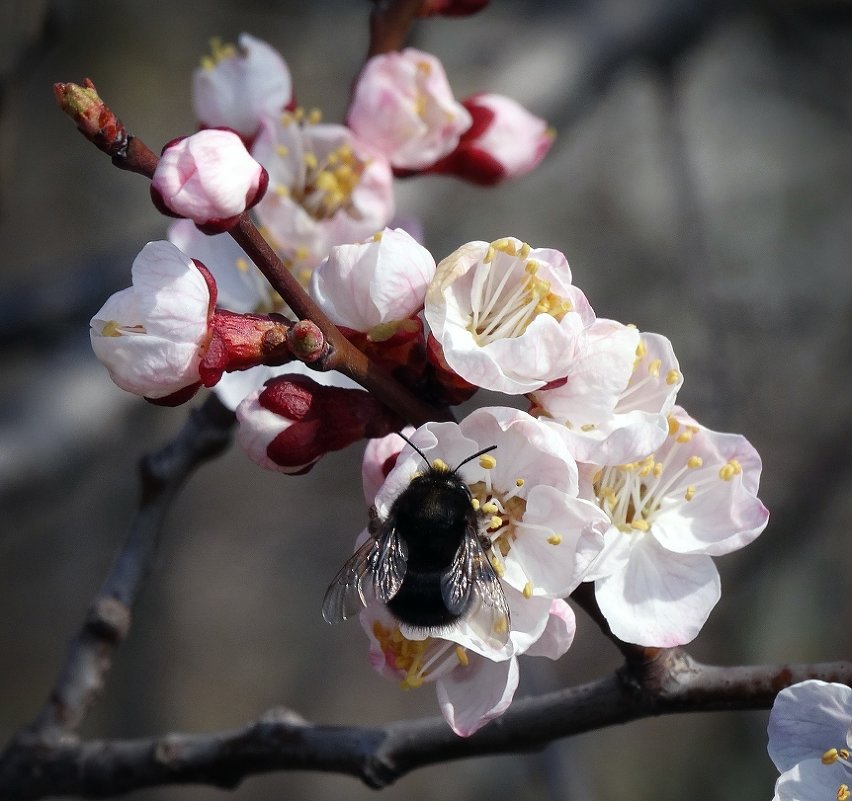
[1,656,849,800]
[368,0,424,57]
[16,395,235,743]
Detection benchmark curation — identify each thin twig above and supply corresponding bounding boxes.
[368,0,424,57]
[18,395,235,742]
[1,656,849,800]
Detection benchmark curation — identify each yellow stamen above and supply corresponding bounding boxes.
[431,458,449,472]
[455,645,469,667]
[684,485,696,501]
[687,456,703,469]
[547,534,562,545]
[666,369,681,385]
[479,454,497,469]
[522,581,533,599]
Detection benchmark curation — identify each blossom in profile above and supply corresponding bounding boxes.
[192,34,293,138]
[151,129,268,233]
[235,373,400,475]
[310,228,435,336]
[90,241,215,401]
[252,112,394,276]
[430,93,554,185]
[768,680,852,801]
[582,406,769,646]
[347,48,472,170]
[425,237,595,394]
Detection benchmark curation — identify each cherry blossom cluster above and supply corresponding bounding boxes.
[86,32,770,736]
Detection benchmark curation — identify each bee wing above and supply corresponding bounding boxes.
[321,522,408,624]
[441,529,510,645]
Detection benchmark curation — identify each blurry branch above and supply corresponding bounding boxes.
[10,395,236,743]
[1,654,849,799]
[368,0,423,57]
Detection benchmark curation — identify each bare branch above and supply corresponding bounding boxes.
[16,395,235,742]
[368,0,424,57]
[1,657,849,799]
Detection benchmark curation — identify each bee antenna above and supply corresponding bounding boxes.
[395,431,431,467]
[453,444,497,472]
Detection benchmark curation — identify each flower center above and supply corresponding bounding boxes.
[372,620,468,690]
[199,37,237,70]
[468,452,559,600]
[467,238,572,346]
[593,415,743,534]
[273,109,366,221]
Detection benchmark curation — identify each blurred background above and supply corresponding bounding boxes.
[1,1,851,799]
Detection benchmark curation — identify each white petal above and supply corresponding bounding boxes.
[768,680,852,771]
[523,599,576,659]
[774,758,850,801]
[436,655,519,737]
[595,536,721,646]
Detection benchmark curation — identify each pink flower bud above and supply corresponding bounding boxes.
[151,129,268,233]
[89,241,216,400]
[310,228,435,333]
[347,49,472,170]
[236,375,401,474]
[429,93,554,185]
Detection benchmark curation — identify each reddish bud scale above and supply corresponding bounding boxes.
[338,316,426,385]
[427,101,503,185]
[418,0,490,15]
[53,79,128,158]
[200,310,296,386]
[145,382,202,407]
[260,375,402,470]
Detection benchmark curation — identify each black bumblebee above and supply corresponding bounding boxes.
[322,437,510,644]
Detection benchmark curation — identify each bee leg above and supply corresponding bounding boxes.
[368,505,381,535]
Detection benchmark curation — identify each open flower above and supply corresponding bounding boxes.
[425,237,595,394]
[252,112,394,276]
[347,48,472,170]
[192,33,293,139]
[768,680,852,801]
[361,589,575,736]
[582,405,770,646]
[90,241,215,400]
[375,408,608,603]
[531,323,683,465]
[310,227,435,335]
[151,129,268,233]
[429,93,554,185]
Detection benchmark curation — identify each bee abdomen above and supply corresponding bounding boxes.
[387,571,463,628]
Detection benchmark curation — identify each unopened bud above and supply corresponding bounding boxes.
[53,79,128,157]
[287,320,326,362]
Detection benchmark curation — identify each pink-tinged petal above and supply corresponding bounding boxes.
[774,758,849,801]
[436,654,519,737]
[192,34,292,137]
[311,228,435,331]
[235,388,317,474]
[151,130,267,229]
[90,241,212,399]
[502,485,607,597]
[168,219,271,313]
[430,93,554,184]
[647,411,769,557]
[595,537,721,646]
[361,428,411,505]
[524,599,576,659]
[768,681,852,771]
[348,49,471,170]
